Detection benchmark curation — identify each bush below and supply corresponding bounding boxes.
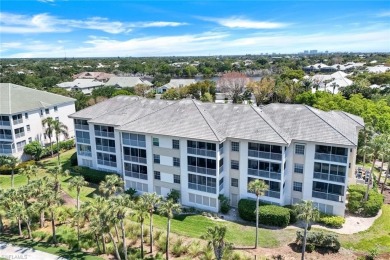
[259,205,290,227]
[218,194,231,214]
[363,191,384,217]
[167,189,180,203]
[237,199,268,221]
[32,230,49,241]
[72,166,114,184]
[0,160,36,175]
[296,231,340,251]
[347,191,363,212]
[284,205,298,224]
[347,185,384,216]
[23,141,44,161]
[70,152,78,166]
[318,215,345,228]
[171,238,188,257]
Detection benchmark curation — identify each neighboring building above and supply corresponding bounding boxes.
[73,72,115,82]
[56,79,104,95]
[366,65,390,74]
[0,83,76,161]
[307,71,353,94]
[69,96,363,216]
[105,77,152,88]
[156,79,196,94]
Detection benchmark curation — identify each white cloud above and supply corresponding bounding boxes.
[37,0,55,3]
[377,11,390,17]
[202,16,288,29]
[0,12,187,34]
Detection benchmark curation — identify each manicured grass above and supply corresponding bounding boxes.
[340,204,390,253]
[0,234,103,260]
[151,213,291,248]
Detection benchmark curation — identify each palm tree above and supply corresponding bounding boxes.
[133,196,149,259]
[99,174,124,198]
[201,225,231,260]
[247,179,269,249]
[42,187,62,244]
[4,156,19,188]
[112,195,132,260]
[359,125,375,168]
[52,119,69,166]
[158,199,182,260]
[42,117,55,157]
[20,164,38,184]
[31,177,50,228]
[365,134,384,201]
[101,199,122,260]
[295,200,320,260]
[48,166,69,194]
[142,192,161,254]
[377,135,390,185]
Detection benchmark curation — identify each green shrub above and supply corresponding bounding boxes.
[296,231,340,251]
[70,152,78,166]
[284,205,298,224]
[56,226,78,249]
[0,160,36,175]
[218,194,231,214]
[318,215,345,228]
[259,205,290,227]
[171,238,188,257]
[72,166,114,184]
[347,191,363,212]
[237,199,268,221]
[347,185,384,217]
[32,230,49,241]
[362,191,384,217]
[167,189,180,203]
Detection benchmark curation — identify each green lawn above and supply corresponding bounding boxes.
[340,204,390,253]
[0,234,103,260]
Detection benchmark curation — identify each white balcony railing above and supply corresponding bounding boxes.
[312,191,343,202]
[78,150,92,157]
[95,130,115,138]
[122,139,146,148]
[187,147,216,157]
[248,150,282,161]
[313,172,345,183]
[124,170,148,180]
[12,119,23,125]
[0,134,12,140]
[248,169,281,180]
[188,183,216,194]
[124,155,147,164]
[96,145,116,153]
[15,132,25,139]
[76,137,90,144]
[0,121,11,126]
[264,190,280,199]
[75,124,89,131]
[188,165,216,176]
[97,159,117,168]
[314,153,348,163]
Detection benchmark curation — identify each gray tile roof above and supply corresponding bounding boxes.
[105,77,152,88]
[57,79,104,89]
[262,103,364,146]
[71,96,363,146]
[0,83,75,115]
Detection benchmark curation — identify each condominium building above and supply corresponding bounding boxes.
[69,96,364,216]
[0,83,76,161]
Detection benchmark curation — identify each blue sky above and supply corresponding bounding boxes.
[1,0,389,58]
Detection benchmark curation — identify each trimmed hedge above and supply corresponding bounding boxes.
[347,185,384,217]
[296,231,340,251]
[238,199,291,227]
[72,166,115,184]
[284,205,298,224]
[318,215,345,228]
[259,205,290,227]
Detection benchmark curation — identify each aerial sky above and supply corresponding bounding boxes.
[1,0,389,58]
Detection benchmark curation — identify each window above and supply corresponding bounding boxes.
[153,154,160,164]
[25,113,28,119]
[97,152,117,167]
[231,160,239,170]
[154,171,161,180]
[172,139,180,149]
[28,137,32,143]
[295,144,305,155]
[40,110,43,116]
[294,163,304,174]
[54,106,58,112]
[173,157,180,167]
[122,133,146,147]
[231,178,238,187]
[16,140,26,152]
[45,108,50,115]
[293,182,302,192]
[231,141,240,152]
[174,175,180,184]
[153,137,159,146]
[26,125,31,131]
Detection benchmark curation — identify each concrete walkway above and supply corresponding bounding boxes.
[0,242,66,260]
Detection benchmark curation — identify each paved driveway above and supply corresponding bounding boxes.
[0,242,66,260]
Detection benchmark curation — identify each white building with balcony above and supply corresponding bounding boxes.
[0,83,76,161]
[69,96,363,216]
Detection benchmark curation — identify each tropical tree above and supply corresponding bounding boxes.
[52,119,69,165]
[201,225,231,260]
[247,179,269,249]
[69,175,88,248]
[23,141,44,161]
[3,156,19,188]
[365,134,385,201]
[42,187,62,244]
[377,135,390,185]
[142,192,162,254]
[42,117,55,156]
[158,199,182,260]
[99,174,124,198]
[359,125,375,168]
[20,164,38,184]
[133,196,149,259]
[101,198,122,260]
[47,165,69,194]
[112,195,132,260]
[295,200,320,260]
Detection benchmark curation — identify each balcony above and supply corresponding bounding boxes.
[312,191,343,202]
[219,182,224,192]
[248,150,282,161]
[219,165,224,174]
[188,165,216,176]
[188,182,216,194]
[219,147,224,155]
[124,170,148,180]
[122,139,146,148]
[78,150,92,157]
[0,134,12,140]
[75,124,89,131]
[97,159,117,168]
[76,137,90,144]
[124,155,147,164]
[12,119,23,125]
[96,145,116,153]
[264,190,280,199]
[14,132,25,139]
[95,130,115,138]
[315,153,348,164]
[0,144,15,154]
[187,147,216,157]
[0,121,10,126]
[248,169,281,180]
[313,172,345,184]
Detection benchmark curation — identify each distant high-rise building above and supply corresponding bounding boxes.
[304,50,309,54]
[310,50,318,54]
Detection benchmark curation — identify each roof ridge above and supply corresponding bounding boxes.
[192,100,223,142]
[305,105,356,145]
[250,105,289,144]
[338,111,365,127]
